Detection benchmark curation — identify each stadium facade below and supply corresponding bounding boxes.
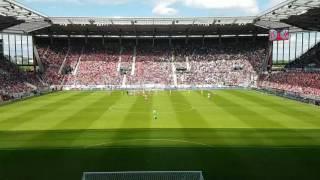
[1,1,320,180]
[0,0,320,102]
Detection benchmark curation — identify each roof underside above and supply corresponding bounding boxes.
[258,0,320,21]
[34,24,267,36]
[282,7,320,31]
[0,0,46,21]
[33,17,268,36]
[0,15,23,31]
[257,0,320,31]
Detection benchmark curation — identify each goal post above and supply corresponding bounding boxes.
[82,171,205,180]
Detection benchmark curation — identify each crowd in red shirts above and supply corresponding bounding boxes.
[259,42,320,97]
[0,59,43,101]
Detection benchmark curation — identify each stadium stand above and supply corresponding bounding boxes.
[1,0,320,103]
[0,58,45,100]
[258,71,320,97]
[34,38,267,89]
[2,35,320,102]
[258,42,320,98]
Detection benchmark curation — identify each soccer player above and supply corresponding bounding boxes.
[153,110,158,120]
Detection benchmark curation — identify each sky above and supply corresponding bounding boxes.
[19,0,286,17]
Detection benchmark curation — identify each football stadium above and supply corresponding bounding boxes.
[0,0,320,179]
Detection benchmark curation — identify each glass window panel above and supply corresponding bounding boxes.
[289,33,296,61]
[15,35,22,65]
[283,39,289,63]
[277,40,283,63]
[9,34,15,63]
[272,41,277,63]
[28,36,33,65]
[296,33,303,59]
[3,34,9,61]
[302,32,309,53]
[22,35,29,64]
[309,32,316,48]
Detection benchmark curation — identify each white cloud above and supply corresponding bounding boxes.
[24,0,130,5]
[152,0,178,15]
[152,0,260,15]
[184,0,259,14]
[152,4,178,15]
[23,0,287,16]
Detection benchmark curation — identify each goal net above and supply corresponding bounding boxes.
[82,171,205,180]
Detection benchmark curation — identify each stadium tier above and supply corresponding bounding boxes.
[36,37,267,87]
[2,35,320,102]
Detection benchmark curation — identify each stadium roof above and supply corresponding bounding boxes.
[32,16,267,36]
[258,0,320,21]
[283,7,320,31]
[34,17,306,36]
[0,0,47,21]
[0,15,23,31]
[1,0,320,35]
[257,0,320,31]
[50,16,255,26]
[2,21,51,34]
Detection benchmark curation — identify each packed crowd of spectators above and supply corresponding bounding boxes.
[258,71,320,97]
[127,43,173,85]
[38,42,68,85]
[176,43,266,86]
[4,37,320,101]
[36,39,267,87]
[120,45,134,71]
[64,43,122,86]
[258,42,320,98]
[0,58,44,101]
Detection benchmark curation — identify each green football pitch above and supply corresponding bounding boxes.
[0,90,320,180]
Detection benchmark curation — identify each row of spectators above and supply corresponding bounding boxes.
[37,40,267,86]
[38,42,67,85]
[176,44,265,86]
[0,58,44,101]
[3,38,320,102]
[127,44,173,85]
[258,42,320,98]
[65,43,122,86]
[258,71,320,97]
[35,39,320,98]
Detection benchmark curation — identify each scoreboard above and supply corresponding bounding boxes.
[269,29,290,41]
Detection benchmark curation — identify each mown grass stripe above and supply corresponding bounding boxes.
[194,91,250,127]
[52,92,122,130]
[213,91,287,128]
[0,92,91,130]
[0,92,65,111]
[221,90,320,145]
[168,91,209,128]
[122,93,153,128]
[22,92,122,148]
[0,92,71,117]
[239,90,320,127]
